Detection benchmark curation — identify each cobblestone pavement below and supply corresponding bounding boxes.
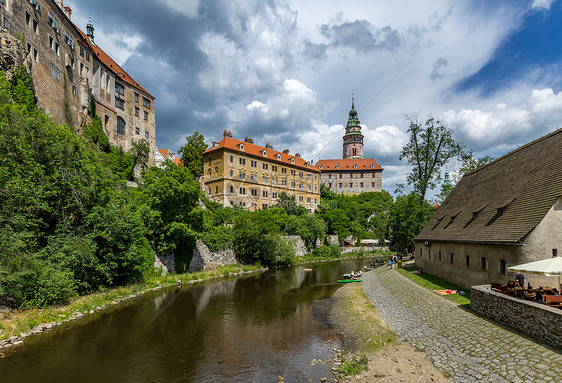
[362,267,562,383]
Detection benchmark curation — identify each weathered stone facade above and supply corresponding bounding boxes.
[471,285,562,348]
[189,239,237,272]
[280,235,307,257]
[0,0,156,165]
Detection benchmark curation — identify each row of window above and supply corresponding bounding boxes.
[230,155,314,178]
[116,116,150,138]
[209,186,318,204]
[325,172,380,179]
[328,182,379,188]
[419,249,507,273]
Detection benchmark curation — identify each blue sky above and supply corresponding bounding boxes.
[68,0,562,198]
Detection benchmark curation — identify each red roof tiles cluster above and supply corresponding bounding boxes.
[204,136,320,172]
[316,158,383,170]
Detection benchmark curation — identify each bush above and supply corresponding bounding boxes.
[312,244,341,258]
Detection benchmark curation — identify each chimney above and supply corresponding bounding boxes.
[57,0,64,10]
[265,143,273,149]
[295,153,301,158]
[223,130,233,138]
[64,6,72,20]
[244,136,254,144]
[283,149,290,154]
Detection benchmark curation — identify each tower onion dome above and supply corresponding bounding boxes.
[347,98,360,128]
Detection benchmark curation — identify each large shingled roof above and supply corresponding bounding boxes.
[415,128,562,244]
[317,158,383,171]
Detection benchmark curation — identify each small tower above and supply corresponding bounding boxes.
[86,17,95,46]
[342,96,364,159]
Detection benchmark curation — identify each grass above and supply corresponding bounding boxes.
[397,267,471,306]
[0,263,265,341]
[294,249,394,265]
[338,354,368,376]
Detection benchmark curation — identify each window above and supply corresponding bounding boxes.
[251,160,257,168]
[208,187,211,195]
[360,182,363,187]
[438,251,442,262]
[291,170,296,176]
[80,46,84,57]
[307,174,311,180]
[272,165,277,172]
[55,42,59,56]
[465,255,470,267]
[86,51,90,61]
[281,180,287,186]
[135,107,139,117]
[215,186,219,194]
[251,189,258,197]
[500,260,506,274]
[450,253,454,264]
[115,82,125,96]
[272,192,278,198]
[263,163,268,170]
[239,172,246,179]
[230,155,233,162]
[250,174,256,181]
[263,176,268,183]
[481,257,487,270]
[230,169,234,177]
[339,174,342,178]
[26,12,31,26]
[372,182,375,187]
[117,117,125,135]
[135,127,139,135]
[299,183,303,189]
[143,97,151,108]
[291,182,295,188]
[239,187,246,194]
[239,158,246,165]
[299,196,304,202]
[49,36,54,50]
[55,68,60,80]
[428,250,431,259]
[299,172,303,178]
[229,185,234,193]
[33,48,38,61]
[281,168,287,174]
[134,92,139,103]
[307,197,311,202]
[115,97,125,110]
[553,249,558,258]
[72,83,76,95]
[262,191,268,197]
[145,131,149,138]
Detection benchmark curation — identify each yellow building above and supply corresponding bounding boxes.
[202,131,321,211]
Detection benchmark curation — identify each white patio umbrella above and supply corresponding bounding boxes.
[508,256,562,290]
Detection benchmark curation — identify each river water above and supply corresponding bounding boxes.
[0,258,375,383]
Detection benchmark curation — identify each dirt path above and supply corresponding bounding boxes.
[329,282,450,382]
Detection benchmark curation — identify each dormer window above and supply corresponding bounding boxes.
[306,162,310,168]
[276,153,281,160]
[370,163,374,168]
[262,149,267,156]
[335,164,340,169]
[353,164,358,169]
[318,164,323,169]
[290,157,295,164]
[238,143,245,151]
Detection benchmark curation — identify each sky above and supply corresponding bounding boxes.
[68,0,562,198]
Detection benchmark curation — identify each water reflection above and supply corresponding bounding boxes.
[0,258,375,382]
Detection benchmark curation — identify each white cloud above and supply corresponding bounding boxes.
[531,0,557,10]
[159,0,200,17]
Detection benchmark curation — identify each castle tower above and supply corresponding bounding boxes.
[342,97,364,159]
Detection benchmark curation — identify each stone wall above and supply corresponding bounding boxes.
[154,252,175,276]
[341,246,389,254]
[189,239,237,272]
[470,285,562,348]
[281,235,307,257]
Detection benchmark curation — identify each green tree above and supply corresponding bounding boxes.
[458,154,495,177]
[398,115,466,205]
[388,193,433,252]
[127,139,150,181]
[178,131,208,177]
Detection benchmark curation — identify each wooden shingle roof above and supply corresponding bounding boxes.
[415,128,562,244]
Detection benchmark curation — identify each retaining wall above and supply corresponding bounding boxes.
[189,239,237,272]
[470,285,562,348]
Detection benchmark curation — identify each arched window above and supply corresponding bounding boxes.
[117,116,125,135]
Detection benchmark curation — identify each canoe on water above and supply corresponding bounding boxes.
[337,279,362,283]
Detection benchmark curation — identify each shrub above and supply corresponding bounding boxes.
[312,244,341,258]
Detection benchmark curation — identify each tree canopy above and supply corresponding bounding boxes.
[178,131,208,178]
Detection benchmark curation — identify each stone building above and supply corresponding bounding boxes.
[0,0,156,165]
[202,131,321,211]
[414,128,562,289]
[317,98,383,195]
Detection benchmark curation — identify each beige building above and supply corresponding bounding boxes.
[0,0,156,165]
[414,128,562,289]
[203,131,321,211]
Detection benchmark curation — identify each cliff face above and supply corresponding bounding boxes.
[0,29,31,79]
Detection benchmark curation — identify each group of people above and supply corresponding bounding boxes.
[504,273,560,303]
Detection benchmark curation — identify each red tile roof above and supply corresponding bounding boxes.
[204,136,320,172]
[316,158,383,171]
[74,26,153,98]
[173,157,181,166]
[158,148,170,158]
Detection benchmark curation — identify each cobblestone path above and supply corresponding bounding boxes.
[362,267,562,383]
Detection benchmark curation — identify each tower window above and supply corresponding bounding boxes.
[117,117,125,135]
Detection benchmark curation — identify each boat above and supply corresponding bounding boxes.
[342,273,352,279]
[337,279,362,283]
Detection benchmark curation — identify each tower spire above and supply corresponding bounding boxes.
[342,96,364,159]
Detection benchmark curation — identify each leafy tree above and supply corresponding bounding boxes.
[178,131,208,177]
[458,154,495,177]
[275,192,307,215]
[322,208,351,244]
[398,115,466,205]
[388,193,433,252]
[127,139,150,181]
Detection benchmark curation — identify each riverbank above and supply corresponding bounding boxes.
[328,277,449,382]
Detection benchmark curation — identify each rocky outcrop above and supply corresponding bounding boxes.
[0,29,31,78]
[189,239,237,272]
[154,252,176,276]
[281,235,308,257]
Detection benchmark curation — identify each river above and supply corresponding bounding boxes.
[0,258,376,382]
